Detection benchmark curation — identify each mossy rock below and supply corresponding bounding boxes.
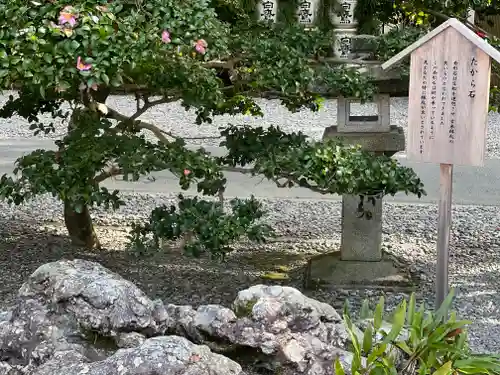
[233,297,259,318]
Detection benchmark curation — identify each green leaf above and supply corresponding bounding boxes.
[334,358,345,375]
[429,321,470,342]
[432,361,452,375]
[101,72,110,85]
[382,300,406,344]
[70,40,80,50]
[344,314,361,357]
[360,299,371,320]
[374,296,384,331]
[362,324,373,354]
[111,76,122,87]
[418,362,428,375]
[343,300,351,318]
[407,293,416,325]
[434,289,455,326]
[396,341,412,355]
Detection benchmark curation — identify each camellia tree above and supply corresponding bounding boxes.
[1,0,492,256]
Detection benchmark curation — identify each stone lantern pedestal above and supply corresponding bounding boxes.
[304,95,414,291]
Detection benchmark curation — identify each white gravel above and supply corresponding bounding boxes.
[2,92,500,158]
[0,92,499,354]
[1,193,500,354]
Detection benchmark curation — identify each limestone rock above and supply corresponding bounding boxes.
[115,332,146,349]
[18,259,168,335]
[233,284,342,326]
[32,336,244,375]
[167,285,352,375]
[0,259,174,369]
[0,260,356,375]
[0,362,22,375]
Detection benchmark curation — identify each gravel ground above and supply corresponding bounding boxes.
[2,92,500,158]
[0,194,499,354]
[0,93,499,355]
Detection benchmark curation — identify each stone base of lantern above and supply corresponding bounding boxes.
[303,250,416,292]
[322,125,405,156]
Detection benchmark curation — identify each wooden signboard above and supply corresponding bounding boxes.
[381,18,500,309]
[407,28,490,166]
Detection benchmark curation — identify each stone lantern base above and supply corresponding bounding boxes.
[303,251,416,291]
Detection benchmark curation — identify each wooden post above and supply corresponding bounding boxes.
[436,163,453,309]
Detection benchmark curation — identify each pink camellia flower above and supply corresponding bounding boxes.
[195,44,206,54]
[194,39,208,55]
[161,30,171,43]
[76,56,92,71]
[58,6,77,27]
[183,169,191,176]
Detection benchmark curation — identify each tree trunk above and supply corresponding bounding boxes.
[64,201,101,249]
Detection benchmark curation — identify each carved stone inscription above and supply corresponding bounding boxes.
[297,0,314,24]
[258,0,277,22]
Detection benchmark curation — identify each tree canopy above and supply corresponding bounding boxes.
[3,0,496,255]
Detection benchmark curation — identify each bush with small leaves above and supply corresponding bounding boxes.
[127,194,274,259]
[221,125,426,217]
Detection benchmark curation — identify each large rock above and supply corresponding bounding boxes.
[17,259,168,335]
[0,260,243,374]
[32,336,244,375]
[0,260,356,375]
[167,285,352,375]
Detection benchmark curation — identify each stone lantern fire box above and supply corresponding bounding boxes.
[338,94,391,132]
[304,95,411,290]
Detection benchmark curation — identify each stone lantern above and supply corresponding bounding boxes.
[322,94,405,263]
[303,95,409,290]
[332,0,358,59]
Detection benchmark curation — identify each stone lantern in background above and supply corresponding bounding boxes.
[257,0,278,22]
[257,0,322,25]
[254,0,411,290]
[332,0,357,59]
[296,0,320,26]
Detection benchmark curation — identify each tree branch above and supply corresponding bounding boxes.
[222,165,333,194]
[422,8,491,37]
[203,58,240,69]
[93,102,225,145]
[130,96,176,121]
[97,103,172,144]
[94,165,124,183]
